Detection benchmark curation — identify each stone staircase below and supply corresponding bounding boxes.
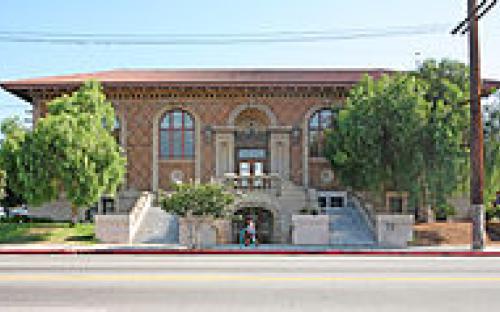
[328,201,376,246]
[131,205,179,244]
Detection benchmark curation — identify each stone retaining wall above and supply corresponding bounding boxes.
[179,216,231,247]
[292,215,329,245]
[94,215,130,243]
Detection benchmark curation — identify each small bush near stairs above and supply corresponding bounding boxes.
[159,183,234,247]
[159,183,234,218]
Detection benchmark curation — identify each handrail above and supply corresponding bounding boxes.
[129,191,153,243]
[348,191,377,238]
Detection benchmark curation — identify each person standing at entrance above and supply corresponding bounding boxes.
[245,218,257,246]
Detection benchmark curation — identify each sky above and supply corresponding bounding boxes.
[0,0,499,123]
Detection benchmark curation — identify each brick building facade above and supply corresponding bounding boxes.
[2,69,499,244]
[1,69,394,190]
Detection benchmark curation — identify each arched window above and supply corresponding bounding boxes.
[160,110,195,159]
[309,109,333,157]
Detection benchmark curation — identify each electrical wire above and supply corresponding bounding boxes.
[0,24,449,46]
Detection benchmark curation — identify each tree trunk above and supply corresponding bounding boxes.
[70,204,78,227]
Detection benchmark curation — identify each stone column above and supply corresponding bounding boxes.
[270,132,290,180]
[215,132,235,178]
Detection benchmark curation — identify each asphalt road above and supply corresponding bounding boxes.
[0,254,499,311]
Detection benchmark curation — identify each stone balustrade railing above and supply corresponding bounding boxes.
[129,191,153,242]
[221,173,282,197]
[348,191,377,238]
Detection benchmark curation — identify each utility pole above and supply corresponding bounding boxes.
[468,0,485,250]
[452,0,497,250]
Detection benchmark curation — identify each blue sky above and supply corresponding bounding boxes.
[1,0,499,122]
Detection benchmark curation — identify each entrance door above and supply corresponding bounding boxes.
[238,160,264,188]
[237,148,266,188]
[233,207,274,243]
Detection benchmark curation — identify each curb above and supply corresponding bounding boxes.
[1,248,500,256]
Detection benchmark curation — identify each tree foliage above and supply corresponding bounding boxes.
[0,169,6,201]
[326,59,476,211]
[413,59,470,208]
[0,117,27,206]
[0,81,126,220]
[483,92,500,217]
[159,183,234,218]
[325,73,427,206]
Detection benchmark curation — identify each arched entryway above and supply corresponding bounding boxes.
[232,207,274,244]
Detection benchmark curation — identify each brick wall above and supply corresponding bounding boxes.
[34,87,343,192]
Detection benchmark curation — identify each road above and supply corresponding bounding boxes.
[0,254,499,311]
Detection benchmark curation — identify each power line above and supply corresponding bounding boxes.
[451,0,489,34]
[0,24,449,46]
[451,0,498,34]
[0,23,448,38]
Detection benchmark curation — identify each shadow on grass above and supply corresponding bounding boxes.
[64,235,96,242]
[0,223,53,244]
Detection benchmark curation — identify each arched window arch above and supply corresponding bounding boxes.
[308,108,334,157]
[160,109,195,159]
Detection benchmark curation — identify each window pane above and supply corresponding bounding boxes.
[114,116,120,130]
[160,114,170,129]
[172,111,183,129]
[309,113,319,129]
[160,131,170,158]
[389,197,403,214]
[254,162,263,176]
[239,162,250,176]
[320,110,332,128]
[172,131,183,157]
[238,149,266,159]
[318,196,327,208]
[184,113,193,129]
[331,196,344,208]
[184,131,194,157]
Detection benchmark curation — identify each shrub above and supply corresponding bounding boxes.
[434,203,456,221]
[159,183,234,218]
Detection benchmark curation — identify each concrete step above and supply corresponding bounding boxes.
[330,229,375,245]
[327,205,375,246]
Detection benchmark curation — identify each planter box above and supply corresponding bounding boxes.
[179,216,231,247]
[292,215,329,245]
[376,214,415,248]
[95,215,130,243]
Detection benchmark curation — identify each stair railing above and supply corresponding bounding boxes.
[348,191,377,239]
[129,191,153,243]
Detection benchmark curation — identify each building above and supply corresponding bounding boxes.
[2,69,499,244]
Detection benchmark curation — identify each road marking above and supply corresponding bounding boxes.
[1,275,500,282]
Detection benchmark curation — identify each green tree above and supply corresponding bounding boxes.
[483,93,500,219]
[2,81,126,224]
[160,183,234,218]
[413,59,470,211]
[326,59,493,220]
[325,73,427,205]
[0,117,27,207]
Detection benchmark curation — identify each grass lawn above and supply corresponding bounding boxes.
[0,222,98,244]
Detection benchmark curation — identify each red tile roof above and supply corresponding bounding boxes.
[1,68,498,102]
[0,68,394,88]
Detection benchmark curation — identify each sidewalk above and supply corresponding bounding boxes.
[1,243,500,256]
